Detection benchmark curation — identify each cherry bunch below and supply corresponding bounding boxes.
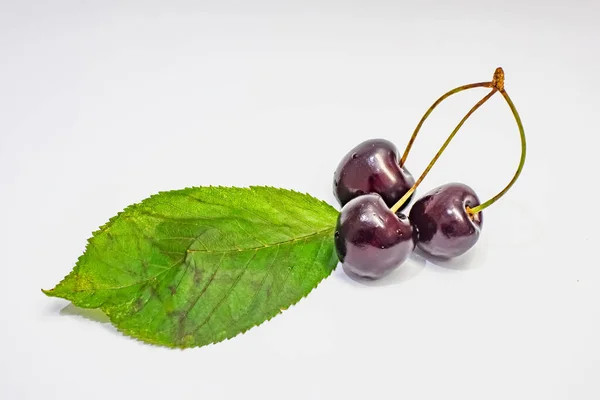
[333,67,526,279]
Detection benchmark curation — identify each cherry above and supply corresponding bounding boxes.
[334,193,415,279]
[409,183,482,258]
[334,67,526,279]
[333,139,415,210]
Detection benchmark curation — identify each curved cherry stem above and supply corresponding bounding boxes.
[467,88,526,215]
[399,81,493,167]
[390,88,498,214]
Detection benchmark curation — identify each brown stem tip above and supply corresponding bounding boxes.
[492,67,505,91]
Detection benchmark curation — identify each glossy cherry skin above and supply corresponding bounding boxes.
[334,193,416,279]
[409,183,483,259]
[333,139,415,210]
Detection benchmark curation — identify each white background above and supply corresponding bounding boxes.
[1,1,599,399]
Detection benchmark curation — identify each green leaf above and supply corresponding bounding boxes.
[43,186,339,348]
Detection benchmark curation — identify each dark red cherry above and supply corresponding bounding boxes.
[333,139,415,210]
[409,183,482,259]
[334,193,416,279]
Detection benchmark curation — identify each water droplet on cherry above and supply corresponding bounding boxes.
[334,193,415,279]
[409,182,483,258]
[333,139,415,210]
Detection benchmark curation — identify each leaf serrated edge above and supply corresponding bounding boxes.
[42,185,339,297]
[106,231,339,349]
[41,206,138,298]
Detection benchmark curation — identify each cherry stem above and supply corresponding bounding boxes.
[390,88,497,214]
[467,88,526,215]
[399,81,493,167]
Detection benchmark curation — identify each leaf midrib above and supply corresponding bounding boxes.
[185,227,334,254]
[59,226,335,295]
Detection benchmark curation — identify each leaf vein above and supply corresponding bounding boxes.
[189,252,258,338]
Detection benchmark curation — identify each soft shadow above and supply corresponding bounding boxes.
[44,299,69,315]
[60,303,111,324]
[416,247,481,271]
[334,252,426,287]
